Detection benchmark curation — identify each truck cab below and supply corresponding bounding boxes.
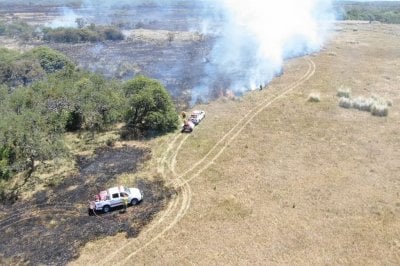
[89,186,143,214]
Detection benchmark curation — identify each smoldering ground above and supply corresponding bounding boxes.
[0,146,175,265]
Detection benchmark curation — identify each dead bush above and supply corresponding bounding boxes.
[337,86,351,98]
[352,96,373,112]
[371,103,389,117]
[339,97,352,109]
[307,93,320,103]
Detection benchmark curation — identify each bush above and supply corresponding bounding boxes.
[339,97,352,109]
[0,20,36,40]
[65,110,83,131]
[338,93,392,117]
[42,25,124,43]
[307,93,320,103]
[341,2,400,24]
[28,46,73,73]
[352,96,373,112]
[0,47,72,86]
[0,146,14,181]
[371,103,389,117]
[337,86,351,98]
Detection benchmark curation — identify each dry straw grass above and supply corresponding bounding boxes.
[352,96,373,112]
[339,97,352,108]
[307,93,321,103]
[338,93,392,117]
[371,103,389,117]
[337,86,351,98]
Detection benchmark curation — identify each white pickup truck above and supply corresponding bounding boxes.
[88,186,143,214]
[189,110,206,125]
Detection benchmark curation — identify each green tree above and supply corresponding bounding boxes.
[123,76,178,138]
[1,86,66,177]
[26,46,73,73]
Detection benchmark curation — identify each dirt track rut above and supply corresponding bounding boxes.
[96,57,316,265]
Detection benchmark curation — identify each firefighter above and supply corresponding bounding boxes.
[181,111,187,120]
[122,196,129,213]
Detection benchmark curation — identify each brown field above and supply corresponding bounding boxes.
[71,22,400,265]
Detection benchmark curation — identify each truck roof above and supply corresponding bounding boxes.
[108,186,125,195]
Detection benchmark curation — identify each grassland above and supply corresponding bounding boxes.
[71,21,400,265]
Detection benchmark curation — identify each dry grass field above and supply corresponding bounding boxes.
[71,22,400,265]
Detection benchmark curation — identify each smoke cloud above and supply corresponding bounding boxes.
[192,0,334,100]
[46,7,79,28]
[47,0,334,102]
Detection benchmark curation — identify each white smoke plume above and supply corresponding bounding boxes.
[46,0,334,102]
[192,0,334,101]
[45,7,79,28]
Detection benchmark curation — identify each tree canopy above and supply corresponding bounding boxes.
[123,76,179,138]
[0,47,179,199]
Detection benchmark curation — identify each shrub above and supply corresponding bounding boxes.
[337,86,351,98]
[0,146,14,181]
[0,47,72,86]
[0,20,36,40]
[307,93,320,103]
[339,97,352,109]
[26,46,73,73]
[371,103,389,117]
[338,92,392,117]
[352,96,373,112]
[42,25,124,43]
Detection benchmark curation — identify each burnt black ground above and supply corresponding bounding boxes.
[46,38,212,103]
[0,146,175,265]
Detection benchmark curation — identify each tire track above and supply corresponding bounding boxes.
[183,57,316,184]
[176,58,314,182]
[112,57,316,264]
[99,134,191,266]
[119,180,192,264]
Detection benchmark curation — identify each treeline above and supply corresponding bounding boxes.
[339,1,400,24]
[42,24,124,43]
[0,47,178,199]
[0,19,124,43]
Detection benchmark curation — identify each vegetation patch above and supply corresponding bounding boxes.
[42,25,124,43]
[0,47,72,86]
[0,48,178,202]
[337,86,351,98]
[338,1,400,24]
[337,90,392,117]
[122,76,179,139]
[307,92,321,103]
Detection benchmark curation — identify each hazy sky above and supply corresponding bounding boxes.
[339,0,400,1]
[337,0,400,1]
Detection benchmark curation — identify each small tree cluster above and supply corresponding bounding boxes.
[0,20,37,40]
[0,47,180,190]
[42,25,124,43]
[0,47,72,87]
[123,76,179,138]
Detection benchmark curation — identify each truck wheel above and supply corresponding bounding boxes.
[131,198,139,205]
[102,205,111,213]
